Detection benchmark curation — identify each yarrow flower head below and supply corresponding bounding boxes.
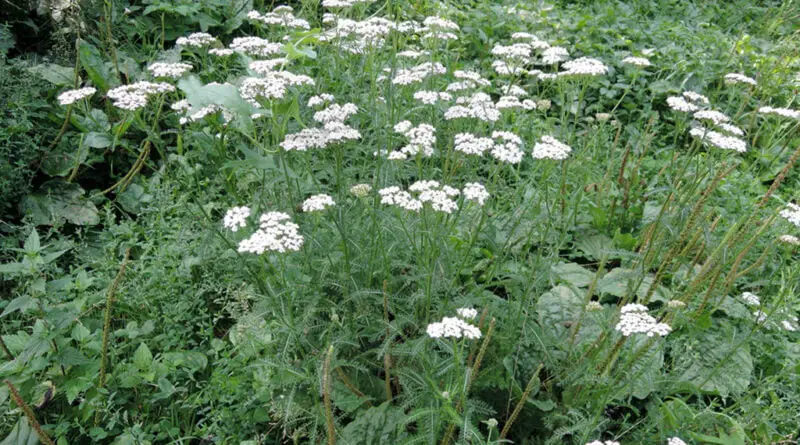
[667,438,687,445]
[393,62,446,85]
[724,73,756,86]
[462,183,489,206]
[209,48,234,56]
[349,183,372,197]
[413,90,453,105]
[445,92,500,122]
[622,56,651,67]
[689,127,747,152]
[741,292,761,306]
[693,110,730,125]
[230,37,282,57]
[759,106,800,120]
[302,194,335,212]
[147,62,193,79]
[57,87,96,105]
[176,32,217,48]
[667,96,698,113]
[107,81,175,111]
[240,72,314,105]
[541,46,569,64]
[490,131,524,164]
[248,6,310,29]
[667,300,687,309]
[560,57,609,76]
[532,135,572,160]
[778,234,800,246]
[585,301,603,311]
[223,206,251,232]
[237,212,304,254]
[456,307,478,320]
[682,91,709,104]
[454,133,494,156]
[426,316,481,339]
[387,121,436,159]
[615,304,671,337]
[585,441,620,445]
[779,203,800,228]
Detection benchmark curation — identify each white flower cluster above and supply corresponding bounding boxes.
[585,441,620,445]
[57,87,96,105]
[147,62,193,79]
[491,131,525,163]
[759,106,800,120]
[237,212,304,254]
[454,133,495,156]
[446,70,491,92]
[778,234,800,246]
[107,81,175,111]
[666,96,698,113]
[622,56,651,67]
[178,104,232,125]
[379,186,423,211]
[667,300,686,309]
[421,16,460,41]
[350,183,372,197]
[170,99,190,112]
[541,46,569,64]
[667,439,687,445]
[302,194,336,212]
[462,183,489,206]
[322,0,375,8]
[412,180,460,213]
[724,73,757,86]
[532,135,572,160]
[426,316,481,339]
[779,203,800,228]
[615,304,672,337]
[689,128,747,152]
[693,109,730,125]
[229,37,283,57]
[308,94,336,108]
[445,92,500,122]
[249,59,290,74]
[496,95,537,110]
[511,32,551,50]
[741,291,761,306]
[281,102,360,151]
[223,206,251,232]
[397,49,428,59]
[176,32,217,48]
[393,62,447,85]
[560,57,609,77]
[717,123,744,136]
[683,91,709,104]
[413,90,453,105]
[456,307,478,320]
[248,6,310,29]
[389,121,437,159]
[209,48,234,57]
[240,72,314,105]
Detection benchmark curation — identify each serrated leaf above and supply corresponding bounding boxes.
[84,132,112,148]
[597,268,671,303]
[0,417,39,445]
[551,262,595,288]
[340,402,407,445]
[19,181,99,226]
[1,296,36,317]
[26,63,74,85]
[133,343,153,370]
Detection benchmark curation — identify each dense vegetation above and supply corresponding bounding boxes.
[2,0,800,443]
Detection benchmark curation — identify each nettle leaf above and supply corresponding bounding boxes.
[551,262,595,288]
[133,343,154,370]
[0,417,39,445]
[535,286,602,348]
[672,322,753,397]
[19,181,99,226]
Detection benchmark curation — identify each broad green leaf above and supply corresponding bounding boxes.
[1,296,36,317]
[24,229,40,253]
[340,402,407,445]
[177,75,257,131]
[534,286,602,347]
[673,323,753,397]
[84,132,112,148]
[26,63,74,86]
[117,183,153,214]
[618,336,664,400]
[133,343,153,370]
[19,181,99,226]
[551,262,595,288]
[79,40,114,91]
[597,268,671,303]
[0,417,39,445]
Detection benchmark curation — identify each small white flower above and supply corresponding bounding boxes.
[778,234,800,246]
[667,96,698,113]
[349,183,372,197]
[615,304,671,337]
[682,91,709,104]
[585,441,620,445]
[782,320,797,332]
[302,194,336,212]
[689,127,747,152]
[426,316,481,339]
[462,183,489,206]
[541,46,569,64]
[209,48,234,56]
[759,106,800,120]
[223,206,251,232]
[741,292,761,306]
[237,212,304,254]
[779,203,800,228]
[560,57,608,76]
[57,87,97,105]
[585,301,603,311]
[622,56,651,67]
[693,110,730,125]
[532,135,572,160]
[667,438,687,445]
[456,307,478,320]
[667,300,686,309]
[176,32,217,48]
[147,62,193,79]
[724,73,757,86]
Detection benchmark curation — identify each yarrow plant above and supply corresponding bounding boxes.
[615,304,672,337]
